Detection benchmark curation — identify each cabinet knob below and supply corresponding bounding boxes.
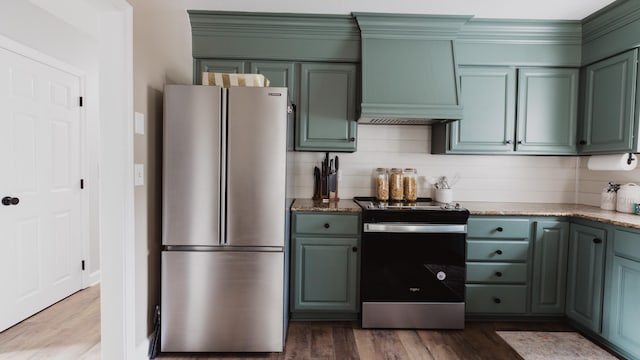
[593,238,602,244]
[495,249,503,255]
[517,140,523,144]
[493,297,502,304]
[349,137,355,142]
[324,223,330,229]
[495,271,503,277]
[496,227,504,232]
[579,140,587,145]
[504,140,512,145]
[352,246,357,252]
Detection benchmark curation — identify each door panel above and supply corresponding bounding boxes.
[226,87,287,247]
[0,46,83,332]
[162,85,221,247]
[161,251,284,352]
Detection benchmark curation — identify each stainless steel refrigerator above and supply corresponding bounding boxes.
[161,84,290,352]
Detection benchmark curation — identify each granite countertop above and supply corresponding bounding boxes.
[291,198,362,213]
[463,201,640,230]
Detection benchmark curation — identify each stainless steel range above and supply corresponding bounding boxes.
[353,197,470,329]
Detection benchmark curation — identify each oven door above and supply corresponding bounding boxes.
[360,230,466,303]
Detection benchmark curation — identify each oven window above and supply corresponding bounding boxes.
[361,233,465,302]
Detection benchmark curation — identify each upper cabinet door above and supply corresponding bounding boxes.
[250,61,297,104]
[194,59,248,84]
[449,66,516,153]
[580,49,638,154]
[516,68,578,154]
[296,63,357,152]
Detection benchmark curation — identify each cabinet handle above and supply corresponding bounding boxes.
[504,140,512,145]
[579,140,587,145]
[352,246,358,252]
[495,249,503,255]
[324,223,330,229]
[496,227,504,232]
[495,271,503,277]
[517,140,523,145]
[593,238,602,244]
[349,137,355,142]
[493,297,502,304]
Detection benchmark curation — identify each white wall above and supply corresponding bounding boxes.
[293,125,581,203]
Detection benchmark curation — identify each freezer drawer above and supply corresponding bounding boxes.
[161,250,284,352]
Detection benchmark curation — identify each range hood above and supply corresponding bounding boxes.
[354,13,472,125]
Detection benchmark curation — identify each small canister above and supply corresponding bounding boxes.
[403,168,418,201]
[389,168,404,201]
[375,168,389,201]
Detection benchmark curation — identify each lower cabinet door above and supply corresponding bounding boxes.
[605,255,640,359]
[531,220,569,314]
[565,223,606,332]
[291,236,359,312]
[466,284,527,314]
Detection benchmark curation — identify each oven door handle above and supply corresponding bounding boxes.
[363,223,467,234]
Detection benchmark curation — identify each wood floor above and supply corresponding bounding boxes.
[0,285,100,360]
[0,286,621,360]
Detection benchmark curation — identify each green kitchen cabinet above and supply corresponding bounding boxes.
[465,217,531,315]
[250,61,297,103]
[516,68,578,154]
[580,49,639,154]
[448,66,516,153]
[566,222,607,333]
[603,229,640,359]
[531,220,569,314]
[291,212,360,319]
[296,63,357,152]
[434,67,579,155]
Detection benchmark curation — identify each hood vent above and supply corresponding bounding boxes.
[359,117,455,125]
[354,13,471,125]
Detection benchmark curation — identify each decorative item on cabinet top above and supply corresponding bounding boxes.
[202,72,270,87]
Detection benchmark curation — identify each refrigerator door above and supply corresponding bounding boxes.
[225,87,288,247]
[161,250,284,352]
[163,85,222,246]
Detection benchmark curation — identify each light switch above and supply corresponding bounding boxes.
[134,112,145,135]
[134,163,144,186]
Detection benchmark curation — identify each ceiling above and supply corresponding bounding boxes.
[183,0,617,20]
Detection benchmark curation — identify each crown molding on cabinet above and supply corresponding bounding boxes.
[188,10,360,62]
[353,13,471,39]
[458,19,582,45]
[581,0,640,65]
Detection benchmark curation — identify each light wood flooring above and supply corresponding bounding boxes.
[0,286,622,359]
[0,285,100,359]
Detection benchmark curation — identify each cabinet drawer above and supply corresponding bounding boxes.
[466,263,527,283]
[466,284,527,314]
[294,213,359,235]
[467,241,529,261]
[613,229,640,262]
[468,218,529,239]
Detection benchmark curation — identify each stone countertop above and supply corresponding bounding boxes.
[291,199,362,213]
[463,201,640,230]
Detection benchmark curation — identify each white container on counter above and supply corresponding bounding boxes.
[616,183,640,213]
[435,188,453,204]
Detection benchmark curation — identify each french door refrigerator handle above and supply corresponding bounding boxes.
[220,88,228,245]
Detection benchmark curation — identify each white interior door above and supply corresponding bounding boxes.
[0,46,83,332]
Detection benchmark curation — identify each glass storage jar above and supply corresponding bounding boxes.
[389,168,404,201]
[375,168,389,201]
[403,168,418,201]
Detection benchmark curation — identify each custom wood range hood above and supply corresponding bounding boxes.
[354,13,472,125]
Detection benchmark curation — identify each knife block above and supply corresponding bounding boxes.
[313,171,339,202]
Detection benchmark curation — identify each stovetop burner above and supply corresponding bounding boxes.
[353,197,464,211]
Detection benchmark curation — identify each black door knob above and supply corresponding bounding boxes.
[495,249,503,255]
[593,238,602,244]
[324,223,330,229]
[2,196,19,206]
[493,297,502,304]
[495,271,503,277]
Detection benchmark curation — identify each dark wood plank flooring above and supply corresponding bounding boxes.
[158,320,617,360]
